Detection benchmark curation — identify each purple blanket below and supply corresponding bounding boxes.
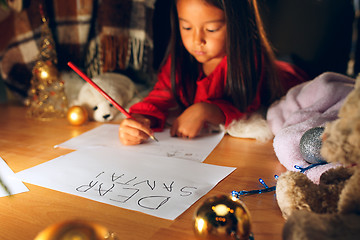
[267,72,355,183]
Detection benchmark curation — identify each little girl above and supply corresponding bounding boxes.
[118,0,308,145]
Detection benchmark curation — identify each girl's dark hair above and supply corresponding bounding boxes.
[163,0,284,111]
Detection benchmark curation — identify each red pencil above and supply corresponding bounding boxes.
[67,61,158,142]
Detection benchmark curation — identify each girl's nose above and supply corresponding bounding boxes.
[193,30,206,46]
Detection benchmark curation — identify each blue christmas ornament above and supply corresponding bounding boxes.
[299,127,327,164]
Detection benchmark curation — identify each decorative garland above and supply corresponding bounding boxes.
[231,176,278,198]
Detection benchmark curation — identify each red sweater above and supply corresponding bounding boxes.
[129,56,308,131]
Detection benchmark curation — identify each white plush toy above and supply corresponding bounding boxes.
[65,72,138,122]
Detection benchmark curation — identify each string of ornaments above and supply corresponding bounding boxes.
[25,4,68,120]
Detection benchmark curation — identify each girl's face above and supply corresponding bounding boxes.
[176,0,226,72]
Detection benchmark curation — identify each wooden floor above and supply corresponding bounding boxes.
[0,104,286,240]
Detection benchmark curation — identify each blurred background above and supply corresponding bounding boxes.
[0,0,358,103]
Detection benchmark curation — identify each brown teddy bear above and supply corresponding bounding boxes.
[275,76,360,239]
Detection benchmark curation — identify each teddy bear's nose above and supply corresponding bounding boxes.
[103,114,111,120]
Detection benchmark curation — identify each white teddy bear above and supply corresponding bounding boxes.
[64,71,138,122]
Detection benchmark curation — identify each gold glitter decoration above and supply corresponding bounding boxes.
[34,219,118,240]
[193,195,252,240]
[26,5,67,120]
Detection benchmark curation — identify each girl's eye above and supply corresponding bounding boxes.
[206,26,222,33]
[182,26,191,31]
[206,23,224,33]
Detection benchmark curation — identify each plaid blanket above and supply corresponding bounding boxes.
[85,0,155,79]
[0,0,44,99]
[0,0,155,101]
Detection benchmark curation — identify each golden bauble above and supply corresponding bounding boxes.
[34,219,117,240]
[67,106,88,126]
[193,195,251,240]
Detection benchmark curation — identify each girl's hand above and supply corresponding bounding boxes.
[118,114,154,145]
[171,102,225,139]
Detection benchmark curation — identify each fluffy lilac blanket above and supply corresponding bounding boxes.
[267,72,355,183]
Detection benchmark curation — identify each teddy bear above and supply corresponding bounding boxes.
[63,71,139,122]
[275,76,360,240]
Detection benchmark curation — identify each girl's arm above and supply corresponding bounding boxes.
[129,58,177,131]
[171,102,225,139]
[205,99,258,126]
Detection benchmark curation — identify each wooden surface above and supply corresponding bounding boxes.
[0,104,286,240]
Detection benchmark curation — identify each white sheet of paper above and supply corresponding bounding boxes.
[0,157,29,197]
[55,124,224,162]
[17,148,235,220]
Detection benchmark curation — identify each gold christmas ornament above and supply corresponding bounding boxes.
[34,219,118,240]
[26,5,68,120]
[67,106,88,126]
[193,195,252,240]
[33,60,59,85]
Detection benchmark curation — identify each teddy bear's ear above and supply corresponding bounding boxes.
[62,71,85,105]
[77,85,94,103]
